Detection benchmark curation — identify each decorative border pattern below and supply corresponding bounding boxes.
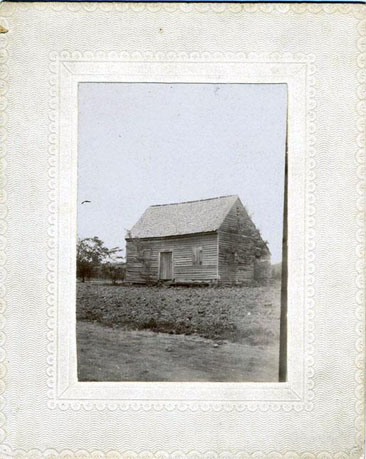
[0,3,363,457]
[0,2,362,15]
[0,13,8,453]
[46,48,59,412]
[354,7,366,454]
[304,52,316,411]
[46,50,316,413]
[3,449,365,459]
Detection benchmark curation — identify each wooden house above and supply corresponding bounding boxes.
[125,195,271,285]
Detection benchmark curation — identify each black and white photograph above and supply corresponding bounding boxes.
[76,82,287,382]
[5,4,365,455]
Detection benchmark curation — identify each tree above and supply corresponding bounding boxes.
[129,239,154,284]
[76,236,120,282]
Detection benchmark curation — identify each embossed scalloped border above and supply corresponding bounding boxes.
[0,3,362,457]
[45,50,316,414]
[0,2,362,15]
[0,13,8,454]
[3,448,365,459]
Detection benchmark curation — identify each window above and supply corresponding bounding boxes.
[192,246,203,265]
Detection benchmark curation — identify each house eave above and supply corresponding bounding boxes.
[125,230,218,242]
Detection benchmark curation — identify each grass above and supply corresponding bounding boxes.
[77,281,281,346]
[77,322,280,382]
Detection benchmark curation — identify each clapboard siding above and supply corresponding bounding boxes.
[125,196,271,285]
[219,198,258,237]
[217,198,271,284]
[126,233,218,283]
[218,231,255,284]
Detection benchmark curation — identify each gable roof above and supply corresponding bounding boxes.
[128,195,240,239]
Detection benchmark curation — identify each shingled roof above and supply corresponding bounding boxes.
[128,195,240,239]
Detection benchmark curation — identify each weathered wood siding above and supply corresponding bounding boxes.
[218,231,255,284]
[218,198,271,284]
[219,198,258,235]
[125,233,218,283]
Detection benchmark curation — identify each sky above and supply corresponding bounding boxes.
[78,83,287,263]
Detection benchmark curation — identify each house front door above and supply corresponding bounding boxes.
[159,252,173,280]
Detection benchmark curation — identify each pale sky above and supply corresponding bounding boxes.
[78,83,287,263]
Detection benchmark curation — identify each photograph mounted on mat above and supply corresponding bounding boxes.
[76,82,288,383]
[1,3,364,457]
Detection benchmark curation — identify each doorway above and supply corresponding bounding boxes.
[159,251,173,280]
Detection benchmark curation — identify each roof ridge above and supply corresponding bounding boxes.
[150,194,238,208]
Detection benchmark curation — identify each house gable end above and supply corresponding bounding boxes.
[217,198,272,285]
[219,198,257,237]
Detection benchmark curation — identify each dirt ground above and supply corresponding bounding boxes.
[77,321,280,382]
[77,282,281,382]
